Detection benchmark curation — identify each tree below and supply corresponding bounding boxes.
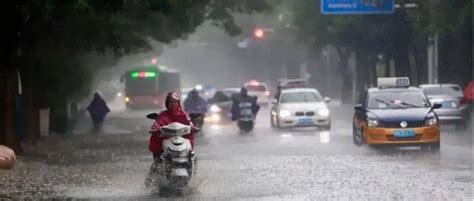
[290,0,471,103]
[1,0,272,152]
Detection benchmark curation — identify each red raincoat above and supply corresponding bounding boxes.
[463,81,474,102]
[149,109,195,156]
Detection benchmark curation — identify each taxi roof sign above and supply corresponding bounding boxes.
[377,77,410,89]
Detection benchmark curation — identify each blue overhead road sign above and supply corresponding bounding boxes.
[321,0,394,15]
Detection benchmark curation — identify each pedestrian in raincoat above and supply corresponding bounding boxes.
[87,92,110,134]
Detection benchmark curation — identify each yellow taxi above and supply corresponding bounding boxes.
[352,77,442,151]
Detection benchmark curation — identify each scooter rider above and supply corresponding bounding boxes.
[145,91,195,187]
[184,88,208,114]
[231,87,260,122]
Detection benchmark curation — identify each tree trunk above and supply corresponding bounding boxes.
[384,54,391,77]
[2,68,21,152]
[336,47,352,104]
[414,45,428,85]
[1,0,23,152]
[355,48,370,102]
[393,46,411,77]
[22,65,40,145]
[0,68,7,145]
[307,46,324,90]
[368,55,378,87]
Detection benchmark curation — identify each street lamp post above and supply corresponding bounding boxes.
[322,46,331,96]
[427,33,439,84]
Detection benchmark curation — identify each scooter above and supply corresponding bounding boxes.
[238,118,255,133]
[236,101,259,133]
[146,113,197,194]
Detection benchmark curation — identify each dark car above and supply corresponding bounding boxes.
[205,88,240,124]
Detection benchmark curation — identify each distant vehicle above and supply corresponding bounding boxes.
[278,78,307,89]
[274,78,307,99]
[419,84,469,129]
[206,88,240,124]
[121,65,180,110]
[271,88,331,130]
[194,84,216,101]
[353,77,441,150]
[244,80,271,105]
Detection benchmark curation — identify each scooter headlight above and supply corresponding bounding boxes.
[210,105,222,113]
[211,113,221,123]
[178,127,190,134]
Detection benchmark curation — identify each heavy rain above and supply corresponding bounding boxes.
[0,0,472,200]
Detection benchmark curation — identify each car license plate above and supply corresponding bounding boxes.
[442,101,454,108]
[298,117,313,125]
[393,129,416,138]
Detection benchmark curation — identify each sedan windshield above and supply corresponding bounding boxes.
[280,91,322,103]
[423,86,463,97]
[368,91,430,109]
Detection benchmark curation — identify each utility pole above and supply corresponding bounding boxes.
[322,46,331,96]
[427,4,439,84]
[434,33,439,83]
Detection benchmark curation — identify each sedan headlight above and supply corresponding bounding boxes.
[209,105,222,113]
[318,109,330,117]
[367,119,379,127]
[426,116,438,126]
[279,110,291,118]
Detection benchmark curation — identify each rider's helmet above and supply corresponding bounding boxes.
[240,87,248,97]
[165,91,181,110]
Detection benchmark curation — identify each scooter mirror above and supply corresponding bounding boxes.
[146,113,159,120]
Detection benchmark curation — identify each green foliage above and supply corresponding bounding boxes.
[13,0,271,109]
[291,0,470,50]
[290,0,471,74]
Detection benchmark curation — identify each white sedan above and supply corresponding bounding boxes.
[271,88,331,130]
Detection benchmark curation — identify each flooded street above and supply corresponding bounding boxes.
[1,103,471,200]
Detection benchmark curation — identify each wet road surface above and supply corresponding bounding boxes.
[0,103,472,200]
